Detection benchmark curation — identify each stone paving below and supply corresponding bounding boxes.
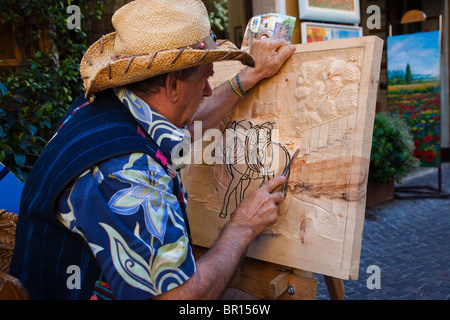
[316,165,450,300]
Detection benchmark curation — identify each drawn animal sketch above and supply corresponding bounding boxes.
[219,120,290,218]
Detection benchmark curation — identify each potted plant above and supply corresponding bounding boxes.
[366,112,420,207]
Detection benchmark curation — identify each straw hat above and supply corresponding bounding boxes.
[80,0,255,97]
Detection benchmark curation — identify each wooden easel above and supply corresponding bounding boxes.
[185,36,384,301]
[194,246,345,300]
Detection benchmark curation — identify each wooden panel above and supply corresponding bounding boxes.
[0,271,29,300]
[0,22,22,68]
[182,36,383,280]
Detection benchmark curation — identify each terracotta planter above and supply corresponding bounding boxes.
[365,179,395,208]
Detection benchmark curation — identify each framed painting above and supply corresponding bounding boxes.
[182,36,383,280]
[301,22,362,43]
[298,0,361,24]
[387,31,441,167]
[240,13,296,50]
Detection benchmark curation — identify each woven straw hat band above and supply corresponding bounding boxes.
[112,0,211,57]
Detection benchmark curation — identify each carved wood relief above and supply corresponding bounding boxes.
[182,36,383,280]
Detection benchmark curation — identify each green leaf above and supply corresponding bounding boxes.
[42,120,51,129]
[0,143,13,152]
[14,151,26,166]
[26,123,38,136]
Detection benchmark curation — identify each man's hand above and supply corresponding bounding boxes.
[153,176,286,300]
[239,38,296,92]
[153,40,294,301]
[189,38,295,133]
[228,176,286,240]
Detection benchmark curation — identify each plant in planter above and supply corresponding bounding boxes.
[366,112,420,207]
[369,112,420,184]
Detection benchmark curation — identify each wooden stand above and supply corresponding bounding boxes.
[323,275,345,300]
[194,246,344,300]
[184,36,383,282]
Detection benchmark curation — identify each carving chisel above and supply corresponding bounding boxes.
[272,147,300,197]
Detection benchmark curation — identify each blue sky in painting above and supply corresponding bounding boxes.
[387,31,440,77]
[334,30,360,39]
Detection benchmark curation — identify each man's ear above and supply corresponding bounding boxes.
[165,71,181,103]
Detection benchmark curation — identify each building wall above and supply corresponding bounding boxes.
[252,0,286,15]
[88,0,449,150]
[226,0,449,151]
[85,0,131,45]
[227,0,246,45]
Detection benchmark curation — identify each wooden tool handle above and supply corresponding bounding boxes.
[272,184,284,194]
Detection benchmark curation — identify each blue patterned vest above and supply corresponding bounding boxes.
[10,89,189,299]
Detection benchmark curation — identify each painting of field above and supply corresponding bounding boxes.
[308,0,355,11]
[387,31,441,167]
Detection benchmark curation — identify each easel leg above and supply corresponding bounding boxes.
[323,275,345,300]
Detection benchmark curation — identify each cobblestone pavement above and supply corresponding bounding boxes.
[316,165,450,300]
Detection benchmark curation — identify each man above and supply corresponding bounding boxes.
[10,0,295,299]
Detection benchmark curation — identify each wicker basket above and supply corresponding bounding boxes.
[0,209,18,273]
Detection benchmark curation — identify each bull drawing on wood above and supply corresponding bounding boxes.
[219,120,290,219]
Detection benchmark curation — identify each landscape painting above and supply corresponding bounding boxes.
[387,31,441,167]
[301,22,362,43]
[298,0,360,24]
[308,0,355,11]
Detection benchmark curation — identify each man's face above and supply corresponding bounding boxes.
[177,63,214,127]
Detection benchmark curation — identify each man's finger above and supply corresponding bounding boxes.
[252,38,288,54]
[274,44,296,62]
[262,176,286,193]
[272,191,285,205]
[263,37,289,47]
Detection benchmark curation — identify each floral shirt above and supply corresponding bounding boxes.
[56,88,195,299]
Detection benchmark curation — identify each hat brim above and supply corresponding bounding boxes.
[80,32,255,97]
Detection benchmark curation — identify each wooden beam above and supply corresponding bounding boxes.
[0,271,30,300]
[194,246,317,300]
[269,273,289,299]
[323,275,345,300]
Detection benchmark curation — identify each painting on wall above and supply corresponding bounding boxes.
[301,22,362,43]
[298,0,360,24]
[387,31,441,167]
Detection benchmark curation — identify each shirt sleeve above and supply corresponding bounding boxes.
[56,152,196,299]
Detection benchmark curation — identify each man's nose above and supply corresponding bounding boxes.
[203,81,213,97]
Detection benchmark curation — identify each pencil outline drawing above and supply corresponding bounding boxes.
[218,120,290,218]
